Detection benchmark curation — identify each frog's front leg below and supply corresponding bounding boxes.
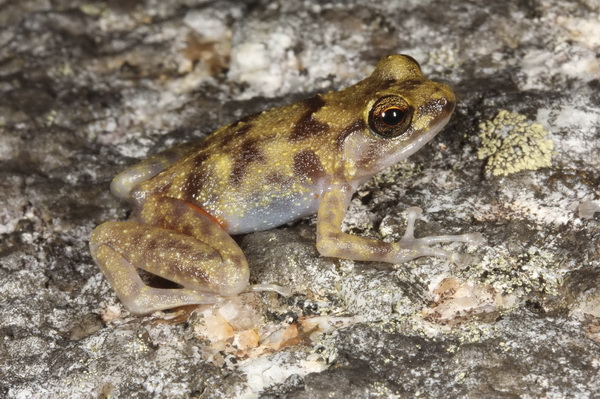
[316,183,483,264]
[90,197,251,314]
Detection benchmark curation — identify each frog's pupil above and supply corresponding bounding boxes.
[381,108,405,126]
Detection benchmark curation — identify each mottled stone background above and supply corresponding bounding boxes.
[1,0,599,398]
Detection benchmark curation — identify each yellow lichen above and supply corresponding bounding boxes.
[477,110,554,176]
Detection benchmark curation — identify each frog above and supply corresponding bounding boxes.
[90,54,483,315]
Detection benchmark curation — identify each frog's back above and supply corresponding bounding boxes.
[133,95,358,234]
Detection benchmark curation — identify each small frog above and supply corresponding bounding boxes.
[90,55,483,314]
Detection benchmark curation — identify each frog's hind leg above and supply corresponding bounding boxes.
[90,236,222,314]
[90,198,252,314]
[143,198,291,296]
[90,220,247,314]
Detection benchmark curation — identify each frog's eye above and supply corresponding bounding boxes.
[368,96,413,138]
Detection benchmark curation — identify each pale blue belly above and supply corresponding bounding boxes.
[217,191,322,235]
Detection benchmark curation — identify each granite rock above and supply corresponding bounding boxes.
[1,0,598,397]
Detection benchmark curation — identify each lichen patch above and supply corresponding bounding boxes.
[477,110,554,176]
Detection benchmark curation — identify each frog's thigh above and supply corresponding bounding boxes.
[90,220,249,314]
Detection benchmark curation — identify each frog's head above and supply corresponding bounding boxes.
[340,55,456,185]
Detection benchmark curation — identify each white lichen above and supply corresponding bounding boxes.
[478,110,554,176]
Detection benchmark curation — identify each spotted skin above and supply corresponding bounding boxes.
[90,55,483,314]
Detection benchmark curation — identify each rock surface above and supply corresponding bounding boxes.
[1,0,599,398]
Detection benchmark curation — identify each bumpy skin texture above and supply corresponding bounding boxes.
[90,55,483,314]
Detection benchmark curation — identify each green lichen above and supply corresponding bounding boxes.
[477,110,554,176]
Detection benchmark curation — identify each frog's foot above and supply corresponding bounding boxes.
[246,283,292,297]
[396,206,484,264]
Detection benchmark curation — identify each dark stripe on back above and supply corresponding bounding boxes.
[230,138,266,185]
[293,149,326,182]
[192,153,209,167]
[177,153,211,200]
[182,169,209,200]
[289,95,329,141]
